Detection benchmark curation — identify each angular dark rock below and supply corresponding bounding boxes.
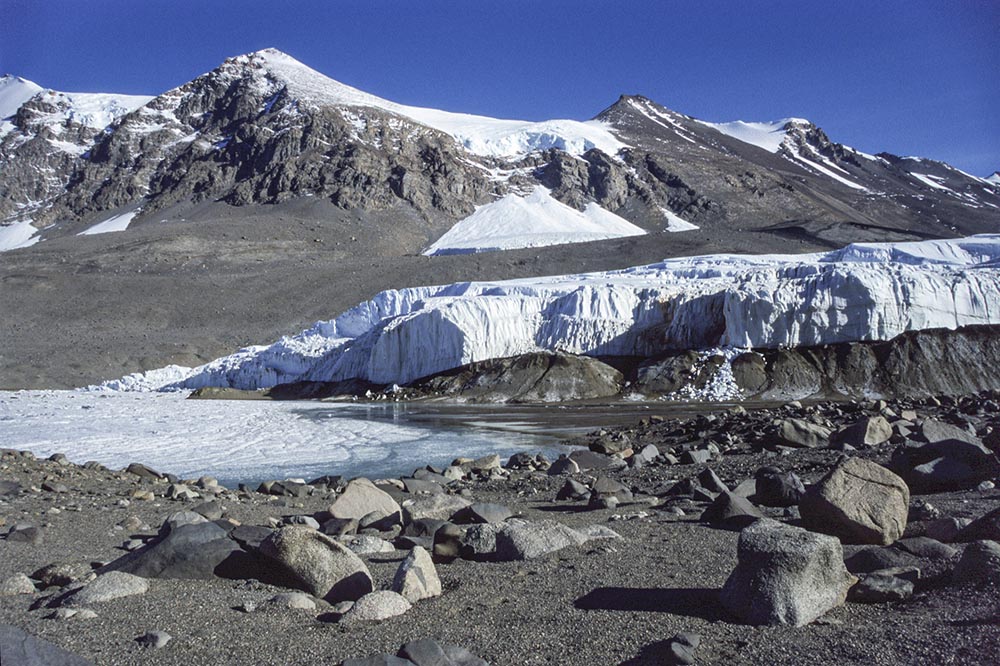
[954,507,1000,543]
[700,491,764,530]
[849,573,913,603]
[102,522,248,580]
[952,540,1000,583]
[0,624,93,666]
[753,467,805,507]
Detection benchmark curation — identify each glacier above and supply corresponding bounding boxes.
[96,235,1000,392]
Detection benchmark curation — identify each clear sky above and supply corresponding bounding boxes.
[3,0,998,176]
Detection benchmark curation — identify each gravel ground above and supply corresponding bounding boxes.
[1,398,999,665]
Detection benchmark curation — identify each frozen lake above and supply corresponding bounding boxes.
[0,391,581,487]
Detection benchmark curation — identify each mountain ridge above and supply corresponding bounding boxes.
[2,48,997,246]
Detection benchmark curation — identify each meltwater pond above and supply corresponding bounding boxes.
[0,391,584,487]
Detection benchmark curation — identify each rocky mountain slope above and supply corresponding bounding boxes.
[3,49,998,249]
[1,49,998,389]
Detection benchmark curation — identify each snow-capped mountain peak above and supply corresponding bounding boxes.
[219,48,626,158]
[0,75,44,119]
[987,171,1000,186]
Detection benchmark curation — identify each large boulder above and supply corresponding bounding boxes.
[800,458,909,545]
[102,521,247,579]
[391,546,441,603]
[403,494,472,523]
[329,479,402,523]
[493,519,620,561]
[776,419,832,448]
[721,519,857,626]
[832,416,893,449]
[63,572,149,606]
[341,591,411,624]
[259,526,372,603]
[955,507,1000,542]
[700,491,764,530]
[398,638,489,666]
[753,467,805,507]
[892,420,998,492]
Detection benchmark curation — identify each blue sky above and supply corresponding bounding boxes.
[3,0,998,175]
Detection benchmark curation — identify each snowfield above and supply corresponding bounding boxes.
[423,187,646,255]
[698,118,806,153]
[0,219,41,251]
[78,209,140,236]
[95,235,1000,393]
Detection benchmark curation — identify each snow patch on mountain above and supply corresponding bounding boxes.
[423,187,646,255]
[660,207,699,232]
[251,49,627,158]
[34,90,153,131]
[1,73,152,153]
[910,172,953,192]
[699,116,869,191]
[698,118,807,153]
[95,235,1000,393]
[986,172,1000,186]
[625,97,698,144]
[78,210,140,236]
[784,142,869,192]
[0,219,41,251]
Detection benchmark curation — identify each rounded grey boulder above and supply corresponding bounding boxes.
[721,519,857,626]
[64,572,149,606]
[341,591,411,624]
[800,457,909,545]
[259,526,372,603]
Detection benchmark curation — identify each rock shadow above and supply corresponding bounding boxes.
[618,640,677,666]
[574,586,723,621]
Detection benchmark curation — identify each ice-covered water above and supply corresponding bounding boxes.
[0,391,572,487]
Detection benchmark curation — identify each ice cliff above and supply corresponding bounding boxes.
[98,235,1000,391]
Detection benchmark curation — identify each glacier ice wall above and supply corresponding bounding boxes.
[98,235,1000,391]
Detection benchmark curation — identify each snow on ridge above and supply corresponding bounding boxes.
[94,235,1000,393]
[0,76,43,118]
[0,73,152,144]
[910,172,952,192]
[987,172,1000,186]
[423,187,646,255]
[38,90,153,131]
[697,116,870,191]
[697,117,808,153]
[246,49,626,158]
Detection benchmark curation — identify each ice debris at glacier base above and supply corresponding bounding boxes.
[93,235,1000,393]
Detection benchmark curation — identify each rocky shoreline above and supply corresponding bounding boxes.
[2,392,999,664]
